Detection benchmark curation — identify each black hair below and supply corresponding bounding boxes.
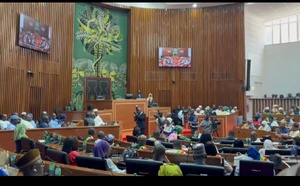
[204,141,218,156]
[88,128,95,136]
[132,126,141,137]
[199,132,212,144]
[62,136,78,154]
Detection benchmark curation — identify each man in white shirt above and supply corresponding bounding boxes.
[269,117,279,127]
[0,114,9,130]
[93,109,105,126]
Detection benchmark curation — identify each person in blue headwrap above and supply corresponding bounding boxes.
[0,168,8,176]
[58,114,68,127]
[234,146,269,176]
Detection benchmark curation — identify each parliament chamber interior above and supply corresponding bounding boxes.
[0,2,300,177]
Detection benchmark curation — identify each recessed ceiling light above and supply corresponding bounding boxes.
[193,3,197,8]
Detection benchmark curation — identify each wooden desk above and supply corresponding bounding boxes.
[0,125,121,152]
[261,113,300,122]
[233,128,277,139]
[58,110,113,123]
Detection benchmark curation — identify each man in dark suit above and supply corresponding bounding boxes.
[135,90,144,99]
[134,107,146,134]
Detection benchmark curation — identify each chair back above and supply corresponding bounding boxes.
[35,141,48,160]
[146,140,155,146]
[126,135,138,143]
[76,156,108,171]
[161,142,173,149]
[222,147,248,154]
[179,163,224,176]
[46,148,69,165]
[125,158,163,176]
[265,149,291,156]
[239,160,274,176]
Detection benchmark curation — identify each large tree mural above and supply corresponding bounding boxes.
[72,3,128,110]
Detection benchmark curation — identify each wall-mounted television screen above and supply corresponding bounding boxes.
[18,13,51,54]
[159,47,191,67]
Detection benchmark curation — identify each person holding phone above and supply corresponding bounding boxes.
[134,107,146,135]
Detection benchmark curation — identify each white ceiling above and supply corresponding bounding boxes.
[115,3,300,22]
[114,3,235,9]
[245,3,300,21]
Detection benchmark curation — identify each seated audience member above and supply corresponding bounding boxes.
[0,114,9,130]
[204,141,233,176]
[293,137,300,147]
[250,131,261,142]
[132,126,141,137]
[62,136,79,166]
[258,120,271,132]
[135,89,144,99]
[21,113,34,129]
[84,112,95,126]
[153,144,170,163]
[6,115,19,130]
[269,116,279,128]
[199,132,217,149]
[148,130,162,146]
[84,128,96,143]
[93,109,105,126]
[15,149,45,176]
[277,123,300,139]
[94,131,105,145]
[234,146,269,176]
[132,135,148,150]
[192,143,207,165]
[162,118,175,137]
[58,114,68,127]
[158,163,183,176]
[233,139,244,148]
[166,140,186,154]
[174,125,190,141]
[93,140,126,174]
[225,131,235,140]
[276,121,289,134]
[48,113,60,128]
[27,113,37,128]
[251,116,261,128]
[281,115,294,129]
[38,115,50,128]
[258,139,277,157]
[105,134,115,146]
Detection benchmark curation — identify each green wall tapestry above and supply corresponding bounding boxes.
[72,3,128,111]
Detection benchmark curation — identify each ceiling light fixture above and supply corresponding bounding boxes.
[193,3,197,8]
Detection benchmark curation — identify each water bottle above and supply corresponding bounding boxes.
[10,154,16,167]
[134,173,137,176]
[48,162,55,176]
[54,165,62,176]
[58,135,62,145]
[83,141,87,152]
[285,144,289,149]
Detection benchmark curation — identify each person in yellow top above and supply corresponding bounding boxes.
[14,117,28,141]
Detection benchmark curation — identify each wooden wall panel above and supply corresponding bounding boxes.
[128,4,246,117]
[0,3,74,118]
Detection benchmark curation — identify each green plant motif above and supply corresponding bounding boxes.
[75,5,123,77]
[72,5,127,109]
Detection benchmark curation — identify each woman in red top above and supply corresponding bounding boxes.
[62,136,80,166]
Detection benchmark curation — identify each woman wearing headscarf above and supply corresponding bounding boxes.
[234,146,269,176]
[259,139,277,156]
[93,140,126,174]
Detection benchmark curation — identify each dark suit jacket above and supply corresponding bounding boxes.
[134,112,146,129]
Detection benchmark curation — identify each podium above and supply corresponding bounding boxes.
[83,77,112,110]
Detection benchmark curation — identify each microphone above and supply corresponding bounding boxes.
[45,156,73,176]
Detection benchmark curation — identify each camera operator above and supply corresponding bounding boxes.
[134,107,146,135]
[210,115,221,135]
[200,115,212,134]
[154,110,165,133]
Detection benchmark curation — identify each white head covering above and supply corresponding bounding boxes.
[261,120,268,126]
[166,117,173,124]
[264,139,275,150]
[93,108,99,112]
